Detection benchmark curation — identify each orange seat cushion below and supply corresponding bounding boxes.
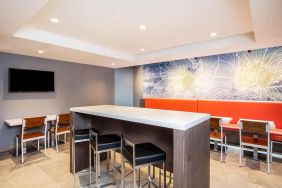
[241,136,267,146]
[210,132,225,139]
[17,132,44,140]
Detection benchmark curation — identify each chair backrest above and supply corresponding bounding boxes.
[55,113,70,132]
[121,134,136,166]
[210,117,223,134]
[240,120,269,134]
[57,113,70,126]
[89,128,99,150]
[22,116,47,139]
[24,116,46,128]
[239,119,270,145]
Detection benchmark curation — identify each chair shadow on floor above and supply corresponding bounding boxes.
[8,143,50,169]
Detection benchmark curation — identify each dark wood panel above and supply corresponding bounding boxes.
[174,120,210,188]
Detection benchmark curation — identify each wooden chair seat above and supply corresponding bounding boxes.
[58,122,70,127]
[210,132,225,139]
[50,126,70,133]
[17,131,44,140]
[241,136,267,146]
[223,123,240,130]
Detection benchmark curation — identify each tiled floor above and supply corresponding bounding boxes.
[0,142,282,188]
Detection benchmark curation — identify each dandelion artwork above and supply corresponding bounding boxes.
[143,46,282,101]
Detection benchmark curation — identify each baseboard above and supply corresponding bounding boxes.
[0,145,15,153]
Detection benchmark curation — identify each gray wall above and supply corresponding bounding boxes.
[0,52,114,151]
[114,67,133,106]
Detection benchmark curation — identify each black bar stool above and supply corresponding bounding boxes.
[121,135,166,188]
[89,128,121,187]
[72,129,90,188]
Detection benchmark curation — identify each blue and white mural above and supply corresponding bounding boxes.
[143,46,282,101]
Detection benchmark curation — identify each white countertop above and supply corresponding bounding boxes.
[70,105,210,131]
[5,114,57,127]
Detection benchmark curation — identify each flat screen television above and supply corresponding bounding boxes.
[9,68,55,92]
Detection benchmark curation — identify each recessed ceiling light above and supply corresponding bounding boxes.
[140,48,145,51]
[111,63,115,66]
[139,25,147,30]
[210,32,217,37]
[50,18,59,23]
[37,50,44,54]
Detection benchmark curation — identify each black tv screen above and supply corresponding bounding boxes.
[9,68,55,92]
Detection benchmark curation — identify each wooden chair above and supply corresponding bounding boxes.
[239,119,271,173]
[210,117,227,163]
[48,113,70,152]
[270,129,282,162]
[16,116,47,163]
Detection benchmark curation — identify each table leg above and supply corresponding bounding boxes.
[22,142,26,154]
[253,147,258,160]
[214,141,218,151]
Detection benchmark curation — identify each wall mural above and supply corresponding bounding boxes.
[143,46,282,101]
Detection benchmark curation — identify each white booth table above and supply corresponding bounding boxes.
[5,114,57,127]
[70,105,210,188]
[5,114,57,153]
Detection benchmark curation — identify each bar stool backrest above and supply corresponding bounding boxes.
[90,128,99,151]
[121,135,136,167]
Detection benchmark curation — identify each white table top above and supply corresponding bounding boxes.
[5,114,57,127]
[70,105,210,131]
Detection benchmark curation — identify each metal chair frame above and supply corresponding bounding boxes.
[210,117,227,163]
[239,120,271,174]
[16,116,47,163]
[89,129,121,188]
[48,114,70,152]
[270,140,282,162]
[121,137,166,188]
[72,129,90,188]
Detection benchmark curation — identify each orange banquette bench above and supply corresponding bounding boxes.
[144,98,198,112]
[144,98,282,142]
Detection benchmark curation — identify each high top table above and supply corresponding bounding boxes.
[70,105,210,188]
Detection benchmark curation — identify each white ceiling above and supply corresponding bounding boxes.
[0,0,282,68]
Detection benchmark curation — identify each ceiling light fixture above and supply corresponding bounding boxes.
[139,25,147,30]
[210,32,217,37]
[50,18,59,23]
[37,50,44,54]
[111,63,115,66]
[140,48,145,52]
